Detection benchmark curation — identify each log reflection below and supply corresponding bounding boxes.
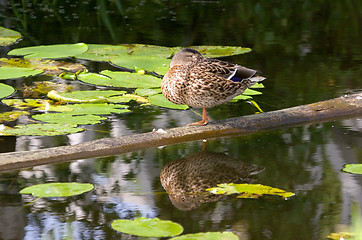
[160,149,264,211]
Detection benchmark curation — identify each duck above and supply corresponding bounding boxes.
[161,48,266,126]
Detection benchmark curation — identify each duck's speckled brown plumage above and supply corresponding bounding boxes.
[161,48,266,125]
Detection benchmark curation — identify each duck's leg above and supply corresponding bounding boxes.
[188,108,209,126]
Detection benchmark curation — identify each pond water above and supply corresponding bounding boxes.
[0,1,361,239]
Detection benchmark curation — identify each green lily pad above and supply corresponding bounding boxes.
[2,99,73,112]
[111,217,183,238]
[0,83,15,98]
[20,182,94,197]
[32,113,107,125]
[187,46,251,58]
[343,164,362,174]
[0,58,86,75]
[0,111,29,122]
[134,88,162,97]
[76,44,175,62]
[75,44,129,62]
[147,94,189,110]
[8,43,88,59]
[207,183,295,199]
[66,103,130,115]
[0,66,43,80]
[170,232,239,240]
[110,56,170,75]
[0,123,83,136]
[0,27,21,46]
[122,44,175,57]
[100,70,162,88]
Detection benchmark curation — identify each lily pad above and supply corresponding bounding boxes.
[76,44,175,62]
[249,83,265,88]
[0,83,15,98]
[0,111,29,122]
[20,182,94,197]
[343,164,362,174]
[184,46,251,58]
[0,66,43,80]
[134,88,162,97]
[110,56,170,74]
[47,90,127,103]
[2,99,73,112]
[123,44,175,57]
[8,43,88,59]
[170,232,239,240]
[242,88,263,96]
[147,94,189,110]
[0,123,83,136]
[66,103,130,115]
[100,70,162,88]
[0,58,86,75]
[231,95,253,101]
[111,217,183,238]
[32,113,107,125]
[327,232,353,240]
[207,183,295,199]
[23,81,75,98]
[0,27,21,46]
[75,44,129,62]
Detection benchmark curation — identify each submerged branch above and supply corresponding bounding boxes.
[0,93,361,172]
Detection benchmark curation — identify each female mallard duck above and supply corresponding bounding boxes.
[161,48,266,126]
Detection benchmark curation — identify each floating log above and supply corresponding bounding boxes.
[0,93,361,172]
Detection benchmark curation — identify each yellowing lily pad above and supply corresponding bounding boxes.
[32,113,107,125]
[1,99,73,112]
[8,43,88,59]
[343,164,362,174]
[0,27,21,46]
[0,66,43,80]
[249,83,265,88]
[207,183,295,199]
[0,83,15,98]
[23,81,75,98]
[111,217,183,238]
[147,94,189,110]
[327,232,353,240]
[20,182,94,197]
[231,95,253,101]
[0,123,83,136]
[170,232,239,240]
[47,90,126,103]
[0,111,29,122]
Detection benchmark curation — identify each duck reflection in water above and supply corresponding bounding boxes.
[160,143,264,211]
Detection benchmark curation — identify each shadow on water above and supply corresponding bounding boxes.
[160,142,264,211]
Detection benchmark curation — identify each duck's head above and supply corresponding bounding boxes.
[170,48,203,68]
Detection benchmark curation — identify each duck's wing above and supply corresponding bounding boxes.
[197,58,257,82]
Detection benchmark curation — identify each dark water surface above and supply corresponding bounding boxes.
[0,1,361,239]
